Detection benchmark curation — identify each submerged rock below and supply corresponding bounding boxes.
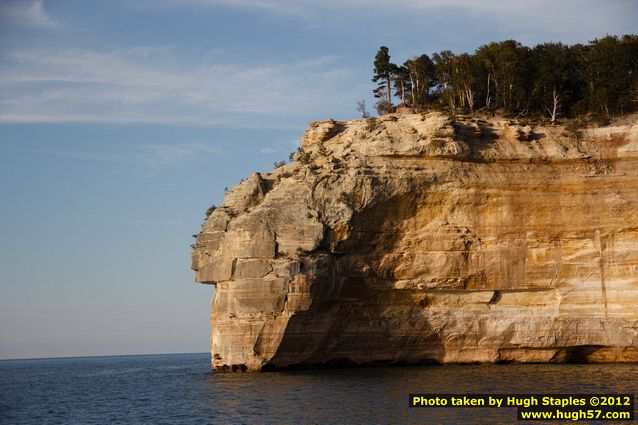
[192,112,638,371]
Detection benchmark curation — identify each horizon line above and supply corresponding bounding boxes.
[0,351,210,362]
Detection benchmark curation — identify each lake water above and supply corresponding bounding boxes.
[1,353,636,424]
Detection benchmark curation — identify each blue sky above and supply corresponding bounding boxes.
[1,0,636,359]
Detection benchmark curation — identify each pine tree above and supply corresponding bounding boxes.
[371,35,638,119]
[581,36,637,119]
[404,54,436,107]
[451,54,480,113]
[432,50,457,112]
[372,46,395,106]
[531,42,574,122]
[393,65,410,105]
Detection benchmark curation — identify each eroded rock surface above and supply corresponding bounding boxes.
[192,112,638,371]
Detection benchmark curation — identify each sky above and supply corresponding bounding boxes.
[0,0,636,360]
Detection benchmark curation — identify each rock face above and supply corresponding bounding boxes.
[191,112,638,371]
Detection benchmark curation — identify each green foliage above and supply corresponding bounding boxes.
[432,50,458,113]
[403,54,436,107]
[471,40,532,115]
[578,35,637,119]
[392,65,410,105]
[526,42,577,122]
[372,46,396,106]
[273,160,287,168]
[379,34,638,120]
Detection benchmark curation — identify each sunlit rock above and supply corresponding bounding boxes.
[192,112,638,371]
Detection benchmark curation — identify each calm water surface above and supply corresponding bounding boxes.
[1,353,636,424]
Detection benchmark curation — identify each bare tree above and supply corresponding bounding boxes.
[546,87,560,124]
[356,100,370,118]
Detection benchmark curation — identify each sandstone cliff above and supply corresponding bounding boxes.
[192,112,638,371]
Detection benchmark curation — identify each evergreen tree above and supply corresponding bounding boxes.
[451,53,480,113]
[474,43,499,111]
[404,54,436,107]
[531,42,574,122]
[393,65,410,105]
[432,50,457,112]
[373,35,638,120]
[625,35,638,108]
[581,36,636,119]
[372,46,395,105]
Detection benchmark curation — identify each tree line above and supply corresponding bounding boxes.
[371,35,638,123]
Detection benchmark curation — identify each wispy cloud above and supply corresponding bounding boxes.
[0,147,128,163]
[0,0,59,29]
[137,142,221,168]
[0,47,356,127]
[3,1,632,127]
[165,0,638,43]
[1,142,222,169]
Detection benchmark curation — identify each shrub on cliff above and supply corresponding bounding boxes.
[290,147,313,164]
[205,204,216,219]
